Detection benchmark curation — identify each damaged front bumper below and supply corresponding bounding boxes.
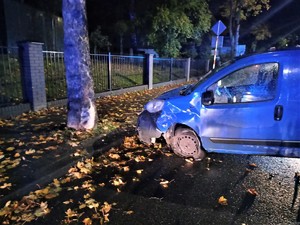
[137,110,163,144]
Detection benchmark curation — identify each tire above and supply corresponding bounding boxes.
[170,127,205,160]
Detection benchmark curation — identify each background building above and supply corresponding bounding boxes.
[0,0,63,50]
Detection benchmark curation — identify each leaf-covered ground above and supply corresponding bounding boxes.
[0,83,185,224]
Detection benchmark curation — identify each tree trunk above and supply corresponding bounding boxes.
[129,0,137,51]
[62,0,97,130]
[233,0,242,57]
[120,35,123,55]
[229,0,235,59]
[234,22,240,56]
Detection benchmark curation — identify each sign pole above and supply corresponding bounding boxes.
[211,20,226,70]
[213,35,219,69]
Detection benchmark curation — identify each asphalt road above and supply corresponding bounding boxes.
[99,152,300,225]
[27,140,300,225]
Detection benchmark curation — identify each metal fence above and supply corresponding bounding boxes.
[2,48,202,105]
[90,54,109,93]
[190,59,208,77]
[110,54,144,89]
[91,54,144,92]
[153,58,187,84]
[43,51,66,101]
[43,53,146,101]
[43,52,191,101]
[0,46,23,107]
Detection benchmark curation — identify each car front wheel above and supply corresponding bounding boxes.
[170,127,205,160]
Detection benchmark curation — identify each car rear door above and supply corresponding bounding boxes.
[278,58,300,156]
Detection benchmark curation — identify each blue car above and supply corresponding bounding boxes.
[137,49,300,160]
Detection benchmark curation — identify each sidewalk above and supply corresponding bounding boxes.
[0,83,182,208]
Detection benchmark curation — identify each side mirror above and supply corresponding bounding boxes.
[202,90,214,106]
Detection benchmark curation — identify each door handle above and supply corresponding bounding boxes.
[274,105,283,121]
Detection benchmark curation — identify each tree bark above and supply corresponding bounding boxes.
[229,0,235,58]
[120,35,124,55]
[63,0,97,130]
[234,0,241,57]
[129,0,138,51]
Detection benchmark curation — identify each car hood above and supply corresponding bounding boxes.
[157,85,192,100]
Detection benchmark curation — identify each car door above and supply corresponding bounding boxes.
[278,59,300,156]
[199,62,283,155]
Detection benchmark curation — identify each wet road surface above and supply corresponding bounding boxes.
[28,141,300,225]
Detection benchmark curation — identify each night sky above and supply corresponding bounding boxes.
[21,0,300,49]
[85,0,300,49]
[253,0,300,45]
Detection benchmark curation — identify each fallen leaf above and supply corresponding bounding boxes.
[125,210,134,215]
[111,177,126,186]
[69,141,79,147]
[45,146,57,151]
[34,202,50,217]
[218,196,228,205]
[85,198,99,209]
[109,153,121,160]
[132,177,140,182]
[65,208,78,219]
[13,153,20,158]
[63,199,73,205]
[159,179,173,188]
[247,188,258,196]
[0,183,12,189]
[4,201,11,207]
[76,161,91,174]
[134,155,145,162]
[36,186,50,194]
[25,149,36,155]
[79,203,86,209]
[136,169,143,174]
[185,158,194,164]
[102,202,112,214]
[154,143,162,149]
[99,183,105,187]
[45,192,59,199]
[101,202,112,222]
[53,178,60,187]
[249,163,257,168]
[6,147,15,151]
[83,217,92,225]
[21,213,35,222]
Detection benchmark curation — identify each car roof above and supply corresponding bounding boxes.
[238,47,300,60]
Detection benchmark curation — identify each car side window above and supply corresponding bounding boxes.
[208,63,279,104]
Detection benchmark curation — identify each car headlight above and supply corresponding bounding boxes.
[145,99,165,113]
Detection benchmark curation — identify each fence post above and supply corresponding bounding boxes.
[107,52,112,91]
[185,58,191,81]
[206,59,210,72]
[143,53,153,90]
[169,58,173,81]
[18,42,47,111]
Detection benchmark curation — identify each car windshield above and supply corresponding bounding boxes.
[191,60,234,91]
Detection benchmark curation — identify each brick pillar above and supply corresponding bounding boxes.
[19,42,47,111]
